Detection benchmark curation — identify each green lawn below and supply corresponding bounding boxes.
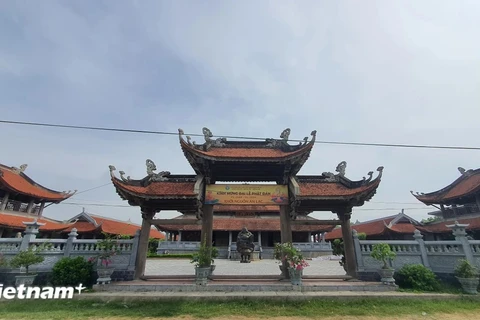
[0,297,479,319]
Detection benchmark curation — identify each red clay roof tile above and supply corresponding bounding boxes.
[298,180,380,197]
[325,217,395,240]
[419,217,480,233]
[180,139,314,159]
[112,179,196,197]
[0,164,72,202]
[157,216,334,232]
[0,212,70,231]
[415,171,480,203]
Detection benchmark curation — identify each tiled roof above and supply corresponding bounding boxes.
[298,179,380,197]
[65,214,165,239]
[418,217,480,233]
[157,215,335,232]
[183,143,314,159]
[112,178,196,198]
[0,212,70,231]
[0,164,74,202]
[325,216,396,240]
[413,168,480,204]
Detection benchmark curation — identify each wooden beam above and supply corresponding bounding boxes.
[149,219,202,226]
[291,220,340,225]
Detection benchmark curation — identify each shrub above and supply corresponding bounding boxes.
[51,257,95,288]
[454,259,478,278]
[148,238,160,254]
[394,264,440,291]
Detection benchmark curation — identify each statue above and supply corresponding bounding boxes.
[236,227,255,263]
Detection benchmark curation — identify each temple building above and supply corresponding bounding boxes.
[157,205,334,258]
[0,162,164,239]
[110,127,384,279]
[0,163,75,238]
[325,210,421,241]
[412,167,480,240]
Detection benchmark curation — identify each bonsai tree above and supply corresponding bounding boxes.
[370,243,396,269]
[10,246,45,274]
[190,238,217,268]
[89,233,119,268]
[455,259,478,279]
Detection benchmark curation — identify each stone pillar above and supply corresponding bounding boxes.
[20,220,45,251]
[352,230,364,271]
[228,231,233,259]
[0,193,9,211]
[338,209,357,278]
[178,231,182,242]
[200,204,214,266]
[447,221,475,264]
[258,231,262,246]
[64,228,78,257]
[134,209,155,279]
[26,200,35,214]
[38,202,46,217]
[413,229,430,268]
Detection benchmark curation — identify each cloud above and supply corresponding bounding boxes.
[1,0,479,226]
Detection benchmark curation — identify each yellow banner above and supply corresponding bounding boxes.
[205,184,289,205]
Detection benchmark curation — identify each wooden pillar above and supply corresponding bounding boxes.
[475,194,480,212]
[338,210,357,278]
[200,204,214,266]
[280,205,292,243]
[26,199,34,214]
[38,201,46,217]
[134,209,155,280]
[279,205,292,278]
[0,193,9,211]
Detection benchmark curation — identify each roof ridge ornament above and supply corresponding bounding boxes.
[146,159,171,182]
[458,167,473,175]
[336,161,346,176]
[11,164,28,174]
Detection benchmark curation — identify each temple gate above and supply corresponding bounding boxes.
[109,127,383,279]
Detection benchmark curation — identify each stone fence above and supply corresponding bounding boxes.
[354,222,480,279]
[157,240,332,259]
[0,221,139,284]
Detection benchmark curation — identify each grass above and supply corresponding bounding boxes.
[0,297,480,319]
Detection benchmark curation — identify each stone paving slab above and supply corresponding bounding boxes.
[145,258,345,276]
[77,291,475,302]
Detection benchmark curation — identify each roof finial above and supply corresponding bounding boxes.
[11,164,28,174]
[458,167,466,175]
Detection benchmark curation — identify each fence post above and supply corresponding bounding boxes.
[413,229,430,268]
[352,230,364,271]
[19,220,44,251]
[447,221,474,264]
[129,230,140,271]
[64,228,78,257]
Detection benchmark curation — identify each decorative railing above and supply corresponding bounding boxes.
[0,225,139,275]
[353,225,480,274]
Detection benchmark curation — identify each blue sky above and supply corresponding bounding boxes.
[1,1,479,225]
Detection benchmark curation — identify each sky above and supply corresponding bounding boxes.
[1,1,479,226]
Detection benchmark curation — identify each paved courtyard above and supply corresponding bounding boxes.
[145,257,345,276]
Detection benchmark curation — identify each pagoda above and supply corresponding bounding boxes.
[0,163,76,237]
[412,167,480,238]
[110,127,384,279]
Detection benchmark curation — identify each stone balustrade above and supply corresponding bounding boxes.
[0,220,139,284]
[354,222,480,277]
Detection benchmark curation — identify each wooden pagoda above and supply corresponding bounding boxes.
[110,127,384,279]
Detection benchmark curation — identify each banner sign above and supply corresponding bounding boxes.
[205,184,289,205]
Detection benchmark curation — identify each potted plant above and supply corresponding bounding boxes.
[89,233,119,284]
[370,243,396,285]
[9,246,46,286]
[274,242,309,285]
[190,237,216,285]
[454,259,479,294]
